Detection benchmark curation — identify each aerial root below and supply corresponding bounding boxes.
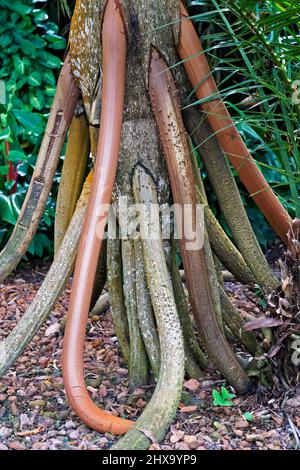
[178,2,291,244]
[107,231,130,365]
[54,112,90,254]
[0,56,79,282]
[149,46,250,393]
[112,165,185,450]
[0,172,93,378]
[121,239,149,386]
[189,147,255,285]
[90,292,110,316]
[170,241,208,374]
[185,109,278,290]
[61,0,132,435]
[134,239,161,379]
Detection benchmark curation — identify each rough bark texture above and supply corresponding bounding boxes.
[134,239,161,378]
[54,112,90,254]
[0,58,78,282]
[185,109,278,290]
[122,239,149,386]
[170,243,207,372]
[189,148,255,284]
[0,173,93,377]
[149,47,249,393]
[113,165,185,450]
[107,232,130,365]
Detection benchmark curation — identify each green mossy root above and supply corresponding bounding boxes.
[107,230,130,365]
[0,173,93,377]
[185,110,278,290]
[113,165,185,450]
[134,239,161,379]
[122,239,149,387]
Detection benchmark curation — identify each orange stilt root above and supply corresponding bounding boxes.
[62,0,133,435]
[178,2,292,244]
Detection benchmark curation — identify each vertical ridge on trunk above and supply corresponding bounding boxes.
[113,165,185,450]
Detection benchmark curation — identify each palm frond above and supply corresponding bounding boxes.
[187,0,300,217]
[56,0,71,18]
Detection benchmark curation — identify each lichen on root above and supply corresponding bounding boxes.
[149,46,250,393]
[0,172,93,378]
[0,57,79,282]
[54,111,90,254]
[113,165,185,450]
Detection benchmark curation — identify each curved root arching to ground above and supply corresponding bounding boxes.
[0,57,79,283]
[54,112,90,255]
[0,0,297,450]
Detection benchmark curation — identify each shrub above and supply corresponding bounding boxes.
[0,0,66,258]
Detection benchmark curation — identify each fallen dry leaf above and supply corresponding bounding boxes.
[179,405,197,413]
[184,379,200,391]
[285,396,300,408]
[272,415,283,426]
[170,430,184,443]
[16,427,44,437]
[243,317,283,331]
[45,322,60,337]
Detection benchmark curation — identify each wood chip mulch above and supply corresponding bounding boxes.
[0,262,299,451]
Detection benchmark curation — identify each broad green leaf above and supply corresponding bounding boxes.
[16,77,27,90]
[27,237,35,255]
[43,69,56,86]
[0,194,17,225]
[13,108,45,135]
[4,179,16,192]
[43,212,52,227]
[30,36,46,49]
[0,33,13,48]
[0,165,9,176]
[0,127,10,141]
[43,33,66,50]
[221,386,236,400]
[32,9,48,23]
[29,89,45,110]
[44,86,56,97]
[243,412,254,422]
[7,149,26,162]
[212,387,235,406]
[27,71,42,87]
[38,51,62,69]
[13,55,25,75]
[4,1,33,16]
[212,389,223,406]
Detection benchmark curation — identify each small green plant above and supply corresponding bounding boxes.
[243,412,254,422]
[254,286,268,309]
[212,386,236,406]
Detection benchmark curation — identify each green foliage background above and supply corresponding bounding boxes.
[0,0,66,258]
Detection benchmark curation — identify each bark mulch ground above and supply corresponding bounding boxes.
[0,262,299,451]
